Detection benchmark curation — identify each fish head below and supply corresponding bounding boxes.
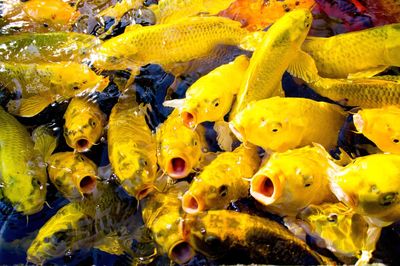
[27,206,94,264]
[48,152,98,199]
[182,173,232,213]
[283,9,313,43]
[113,147,156,199]
[151,212,195,264]
[230,107,304,151]
[158,125,203,178]
[14,174,47,215]
[182,90,234,127]
[63,103,106,152]
[354,107,400,154]
[182,213,229,259]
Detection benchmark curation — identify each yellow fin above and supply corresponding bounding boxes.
[163,99,185,110]
[239,31,265,51]
[124,23,143,33]
[32,125,58,162]
[347,66,388,79]
[94,235,128,255]
[214,120,235,151]
[7,95,54,117]
[287,50,321,83]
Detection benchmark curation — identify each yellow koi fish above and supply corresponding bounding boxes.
[292,203,381,266]
[0,62,109,117]
[0,32,99,63]
[156,110,208,179]
[108,94,157,199]
[327,153,400,227]
[92,16,259,73]
[48,152,98,201]
[230,97,346,152]
[141,182,194,264]
[302,23,400,78]
[63,97,106,152]
[150,0,235,24]
[251,146,336,217]
[27,183,139,264]
[182,144,260,214]
[182,210,330,264]
[230,8,313,117]
[1,0,79,32]
[306,75,400,108]
[353,106,400,154]
[164,55,249,128]
[0,107,56,215]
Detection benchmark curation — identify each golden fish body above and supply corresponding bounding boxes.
[231,8,312,117]
[156,110,208,179]
[183,210,327,264]
[164,55,249,128]
[0,32,99,63]
[151,0,235,24]
[47,152,98,201]
[353,106,400,154]
[27,183,139,264]
[63,97,106,152]
[230,97,346,152]
[251,146,336,216]
[141,182,194,264]
[309,75,400,108]
[1,0,79,32]
[297,203,380,263]
[0,107,47,215]
[108,96,157,199]
[182,144,260,213]
[0,62,109,117]
[329,154,400,226]
[302,23,400,78]
[92,16,251,71]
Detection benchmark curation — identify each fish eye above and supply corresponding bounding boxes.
[379,192,398,206]
[192,138,198,146]
[272,128,279,132]
[218,185,228,197]
[89,118,97,128]
[63,131,69,137]
[204,235,222,249]
[73,86,79,90]
[393,139,399,143]
[212,99,220,107]
[327,213,338,222]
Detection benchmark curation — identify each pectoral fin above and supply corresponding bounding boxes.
[347,66,388,79]
[214,120,235,151]
[7,95,54,117]
[287,50,320,83]
[94,235,128,255]
[163,99,185,109]
[32,125,58,162]
[239,31,266,51]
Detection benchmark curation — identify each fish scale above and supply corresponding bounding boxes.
[302,23,400,78]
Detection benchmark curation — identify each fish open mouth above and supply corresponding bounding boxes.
[182,192,203,214]
[182,111,196,129]
[167,157,189,178]
[250,174,282,205]
[136,186,153,200]
[75,138,90,152]
[169,241,195,265]
[78,175,97,194]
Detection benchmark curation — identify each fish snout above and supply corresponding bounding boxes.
[181,111,197,129]
[169,240,195,265]
[250,173,283,206]
[166,156,191,179]
[74,137,91,152]
[182,192,204,214]
[75,174,97,195]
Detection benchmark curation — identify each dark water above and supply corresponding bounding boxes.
[1,0,400,265]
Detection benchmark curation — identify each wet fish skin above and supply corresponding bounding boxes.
[0,106,47,215]
[302,23,400,78]
[63,97,107,152]
[182,144,260,214]
[47,152,98,201]
[108,95,157,199]
[251,145,336,217]
[353,106,400,154]
[230,96,346,152]
[183,210,328,264]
